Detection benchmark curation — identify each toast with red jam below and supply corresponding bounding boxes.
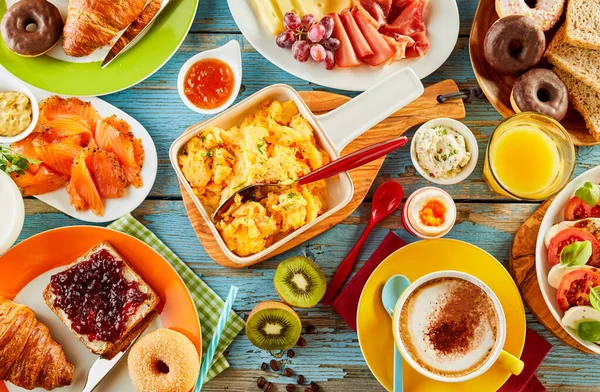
[43,241,160,359]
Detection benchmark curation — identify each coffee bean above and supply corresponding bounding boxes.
[297,375,305,385]
[286,384,297,392]
[284,368,294,377]
[297,337,307,348]
[287,349,296,358]
[264,382,274,392]
[310,381,320,391]
[261,362,268,371]
[256,376,266,389]
[269,359,280,371]
[304,388,312,392]
[306,324,316,334]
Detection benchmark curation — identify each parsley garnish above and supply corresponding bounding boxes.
[257,138,266,154]
[201,135,206,144]
[233,181,245,190]
[287,192,297,199]
[449,149,458,157]
[436,128,448,137]
[204,148,215,158]
[0,146,41,176]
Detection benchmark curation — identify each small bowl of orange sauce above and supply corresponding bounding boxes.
[178,40,242,115]
[402,187,457,239]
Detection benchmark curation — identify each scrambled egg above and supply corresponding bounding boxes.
[179,100,331,256]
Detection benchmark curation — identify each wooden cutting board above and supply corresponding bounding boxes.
[181,80,466,268]
[509,200,595,354]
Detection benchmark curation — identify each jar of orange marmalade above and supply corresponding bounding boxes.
[402,187,456,239]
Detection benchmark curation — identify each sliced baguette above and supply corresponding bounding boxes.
[43,241,160,358]
[545,26,600,91]
[564,0,600,50]
[554,67,600,141]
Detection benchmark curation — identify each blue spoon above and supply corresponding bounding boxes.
[382,275,411,392]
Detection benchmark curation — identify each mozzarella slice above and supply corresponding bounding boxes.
[562,306,600,338]
[544,221,576,248]
[548,265,600,289]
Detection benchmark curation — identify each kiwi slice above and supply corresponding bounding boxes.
[274,256,327,308]
[246,301,302,350]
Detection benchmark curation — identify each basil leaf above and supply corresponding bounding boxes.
[591,287,600,312]
[560,241,593,267]
[577,321,600,342]
[576,182,600,207]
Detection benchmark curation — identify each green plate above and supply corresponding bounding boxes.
[0,0,198,96]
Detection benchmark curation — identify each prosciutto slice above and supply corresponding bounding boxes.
[382,0,430,57]
[358,0,392,27]
[352,9,396,66]
[339,10,374,59]
[330,13,362,67]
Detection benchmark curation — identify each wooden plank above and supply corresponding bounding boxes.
[16,199,600,390]
[97,34,600,201]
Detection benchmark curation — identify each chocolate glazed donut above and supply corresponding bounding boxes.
[483,15,545,75]
[510,68,569,121]
[1,0,63,57]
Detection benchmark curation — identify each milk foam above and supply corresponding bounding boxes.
[400,278,498,376]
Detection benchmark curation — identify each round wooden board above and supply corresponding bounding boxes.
[180,80,466,268]
[469,0,598,146]
[509,200,595,354]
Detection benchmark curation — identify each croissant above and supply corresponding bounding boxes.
[62,0,146,57]
[0,296,74,390]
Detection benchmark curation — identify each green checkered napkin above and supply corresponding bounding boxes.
[109,214,245,383]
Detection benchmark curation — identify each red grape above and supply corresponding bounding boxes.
[319,16,334,39]
[308,24,326,43]
[283,12,301,31]
[321,37,341,51]
[322,50,335,70]
[292,40,311,62]
[301,14,317,30]
[310,44,326,63]
[276,30,296,48]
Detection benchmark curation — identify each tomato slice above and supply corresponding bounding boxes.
[557,269,600,311]
[564,196,600,221]
[547,228,600,266]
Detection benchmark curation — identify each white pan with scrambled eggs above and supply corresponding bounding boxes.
[170,68,423,265]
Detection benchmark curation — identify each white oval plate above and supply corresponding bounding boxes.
[227,0,459,91]
[18,87,157,223]
[535,166,600,354]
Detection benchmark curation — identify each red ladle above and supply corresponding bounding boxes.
[322,180,404,305]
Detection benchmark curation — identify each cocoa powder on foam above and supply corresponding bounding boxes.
[424,279,496,357]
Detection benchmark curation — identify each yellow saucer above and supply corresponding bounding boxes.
[357,239,526,391]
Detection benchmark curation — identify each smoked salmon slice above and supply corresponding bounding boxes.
[11,164,68,196]
[87,149,127,198]
[352,9,396,66]
[330,13,363,68]
[339,10,374,60]
[68,149,104,216]
[32,134,83,176]
[40,96,99,133]
[95,117,143,188]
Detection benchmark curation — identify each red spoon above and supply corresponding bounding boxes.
[322,180,404,305]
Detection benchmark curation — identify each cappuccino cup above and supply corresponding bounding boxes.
[392,270,524,383]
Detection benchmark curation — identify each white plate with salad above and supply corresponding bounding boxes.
[228,0,459,91]
[536,166,600,353]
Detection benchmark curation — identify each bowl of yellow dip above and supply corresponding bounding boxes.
[0,69,39,144]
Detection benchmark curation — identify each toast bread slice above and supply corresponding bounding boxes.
[554,67,600,141]
[546,26,600,92]
[564,0,600,50]
[43,241,160,358]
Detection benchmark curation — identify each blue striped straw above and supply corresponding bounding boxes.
[195,285,239,391]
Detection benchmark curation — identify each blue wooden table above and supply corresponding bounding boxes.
[16,1,600,390]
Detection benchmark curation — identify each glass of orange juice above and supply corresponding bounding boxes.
[483,112,576,200]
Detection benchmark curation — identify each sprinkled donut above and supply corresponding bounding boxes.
[128,329,200,392]
[484,15,545,75]
[0,0,63,57]
[496,0,566,32]
[510,68,569,121]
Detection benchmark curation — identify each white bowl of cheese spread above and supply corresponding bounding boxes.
[410,118,478,185]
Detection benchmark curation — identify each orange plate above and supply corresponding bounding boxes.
[0,226,201,391]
